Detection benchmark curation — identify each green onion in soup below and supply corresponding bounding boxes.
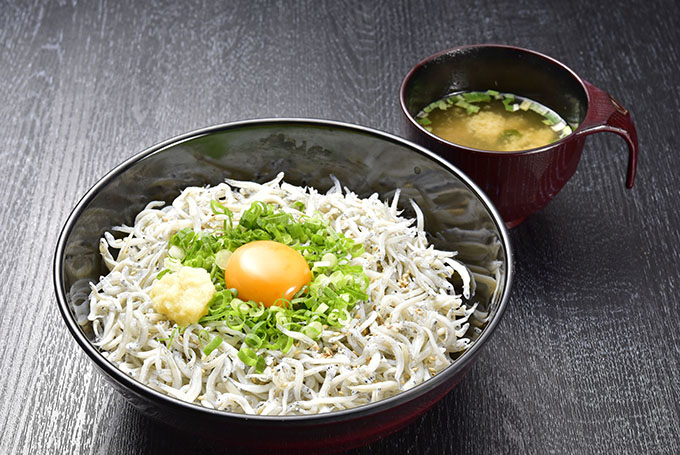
[416,90,577,152]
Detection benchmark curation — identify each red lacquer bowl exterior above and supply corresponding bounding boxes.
[400,44,638,227]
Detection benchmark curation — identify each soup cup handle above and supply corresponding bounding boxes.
[575,81,639,188]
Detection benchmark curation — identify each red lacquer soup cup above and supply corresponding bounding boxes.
[400,44,638,228]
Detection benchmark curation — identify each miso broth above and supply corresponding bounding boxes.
[416,91,576,152]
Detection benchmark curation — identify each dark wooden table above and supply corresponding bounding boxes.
[2,0,678,453]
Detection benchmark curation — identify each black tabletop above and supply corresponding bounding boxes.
[2,0,679,453]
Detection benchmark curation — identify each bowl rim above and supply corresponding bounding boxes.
[399,43,591,155]
[53,118,513,423]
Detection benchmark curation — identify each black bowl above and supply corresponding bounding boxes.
[54,119,512,453]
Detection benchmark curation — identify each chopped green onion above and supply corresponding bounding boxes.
[244,332,263,349]
[237,344,266,373]
[315,302,329,314]
[499,129,522,144]
[214,249,232,269]
[167,200,370,369]
[462,92,491,103]
[529,103,548,116]
[322,253,337,267]
[158,325,180,348]
[416,90,575,145]
[503,129,521,136]
[156,269,171,279]
[238,346,259,367]
[551,121,567,132]
[203,335,223,355]
[455,99,480,115]
[210,200,232,216]
[168,245,185,260]
[198,329,210,343]
[301,321,323,339]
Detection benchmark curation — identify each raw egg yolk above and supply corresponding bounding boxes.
[224,240,312,307]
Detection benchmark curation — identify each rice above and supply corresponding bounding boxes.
[87,173,479,415]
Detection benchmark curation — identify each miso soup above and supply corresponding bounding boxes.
[416,90,576,152]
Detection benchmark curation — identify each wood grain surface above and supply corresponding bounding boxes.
[1,0,678,453]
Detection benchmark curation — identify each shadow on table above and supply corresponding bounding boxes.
[348,356,528,455]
